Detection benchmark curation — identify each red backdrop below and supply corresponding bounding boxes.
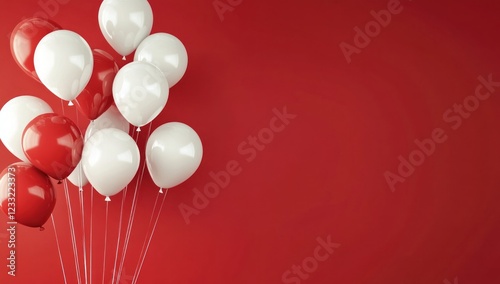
[1,0,500,283]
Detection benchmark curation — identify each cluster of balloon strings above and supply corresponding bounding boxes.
[0,1,203,283]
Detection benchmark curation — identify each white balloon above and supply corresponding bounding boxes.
[113,61,169,128]
[82,128,140,199]
[134,33,188,87]
[34,30,93,102]
[85,105,130,141]
[146,122,203,188]
[98,0,153,57]
[67,162,88,188]
[0,96,53,161]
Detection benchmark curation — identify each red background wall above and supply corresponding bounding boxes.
[1,0,500,283]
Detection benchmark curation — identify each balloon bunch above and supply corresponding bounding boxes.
[0,0,202,230]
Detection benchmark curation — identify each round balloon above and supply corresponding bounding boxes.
[10,18,61,81]
[85,105,130,141]
[75,49,119,120]
[22,114,84,180]
[34,30,93,103]
[134,33,188,87]
[82,128,140,199]
[0,162,56,228]
[98,0,153,57]
[67,161,88,188]
[113,61,169,128]
[0,96,53,162]
[146,122,203,188]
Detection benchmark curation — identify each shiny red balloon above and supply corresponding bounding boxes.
[0,162,56,228]
[10,17,61,82]
[75,49,119,120]
[22,114,84,180]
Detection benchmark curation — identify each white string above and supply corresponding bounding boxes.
[111,127,140,284]
[116,123,152,283]
[79,189,88,284]
[61,99,66,116]
[51,214,68,284]
[132,189,169,284]
[75,104,80,128]
[110,185,130,284]
[64,180,82,284]
[90,187,94,284]
[101,201,110,284]
[131,188,162,283]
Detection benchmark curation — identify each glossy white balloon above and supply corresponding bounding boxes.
[82,128,140,199]
[85,105,130,141]
[146,122,203,188]
[98,0,153,57]
[34,30,93,102]
[0,96,53,161]
[67,162,88,188]
[134,33,188,87]
[113,61,169,128]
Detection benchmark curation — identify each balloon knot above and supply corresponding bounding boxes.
[122,56,126,61]
[137,127,141,132]
[159,188,164,194]
[58,180,62,184]
[40,227,45,231]
[79,187,84,192]
[105,196,111,202]
[68,101,74,106]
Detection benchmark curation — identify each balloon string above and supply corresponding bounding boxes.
[102,201,109,284]
[131,188,163,283]
[79,189,89,284]
[132,189,169,284]
[116,123,152,283]
[110,184,128,284]
[136,123,153,189]
[60,99,66,116]
[51,214,68,284]
[111,127,142,284]
[75,105,80,132]
[64,180,82,284]
[90,187,94,284]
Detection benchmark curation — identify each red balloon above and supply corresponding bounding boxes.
[22,114,84,180]
[0,162,56,228]
[75,49,119,120]
[10,17,61,82]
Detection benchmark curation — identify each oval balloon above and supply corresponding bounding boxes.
[0,96,53,162]
[0,162,56,228]
[34,30,93,103]
[146,122,203,188]
[22,113,84,180]
[74,49,119,120]
[113,61,169,128]
[134,33,188,87]
[10,17,61,81]
[82,128,139,199]
[85,105,130,141]
[98,0,153,57]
